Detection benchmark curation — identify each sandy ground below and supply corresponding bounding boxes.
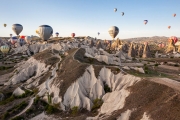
[147,77,180,92]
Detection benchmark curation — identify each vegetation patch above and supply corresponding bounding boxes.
[71,106,79,115]
[91,99,103,112]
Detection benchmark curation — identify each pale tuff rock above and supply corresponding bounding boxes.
[96,41,103,49]
[122,43,129,53]
[166,40,176,53]
[95,55,121,65]
[142,43,151,58]
[99,70,141,114]
[178,45,180,53]
[128,43,136,58]
[130,67,145,74]
[13,87,25,96]
[138,45,144,57]
[140,112,151,120]
[122,66,130,70]
[62,65,141,113]
[155,51,159,58]
[117,109,132,120]
[90,40,95,48]
[174,53,180,58]
[6,57,50,85]
[133,44,138,56]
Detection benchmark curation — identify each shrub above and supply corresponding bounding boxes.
[2,112,9,120]
[154,64,159,67]
[45,105,55,114]
[91,99,103,112]
[33,88,39,95]
[132,57,136,61]
[0,95,15,105]
[170,56,174,59]
[144,66,148,70]
[26,108,33,114]
[34,95,40,105]
[88,58,94,63]
[71,106,78,115]
[47,93,52,104]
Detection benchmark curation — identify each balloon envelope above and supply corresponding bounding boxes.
[55,32,59,37]
[114,8,117,12]
[20,36,25,39]
[108,26,119,39]
[144,20,148,25]
[25,36,32,43]
[38,25,53,41]
[0,45,10,54]
[4,24,7,27]
[71,33,75,37]
[173,14,176,17]
[122,12,124,16]
[169,36,178,44]
[11,36,18,45]
[168,26,171,29]
[12,24,23,35]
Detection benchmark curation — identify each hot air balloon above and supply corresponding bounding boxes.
[71,33,75,38]
[98,32,100,36]
[122,12,124,16]
[10,36,18,45]
[144,20,148,25]
[158,44,162,48]
[173,14,176,17]
[0,45,10,54]
[168,26,171,29]
[25,36,32,44]
[169,36,178,44]
[18,36,26,46]
[12,24,23,35]
[4,24,7,27]
[37,25,53,41]
[55,32,59,37]
[162,43,165,48]
[108,26,119,40]
[36,29,40,35]
[114,8,117,12]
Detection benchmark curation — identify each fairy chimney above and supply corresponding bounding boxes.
[142,43,151,58]
[128,43,136,58]
[165,39,176,53]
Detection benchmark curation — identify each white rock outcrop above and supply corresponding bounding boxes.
[13,87,25,96]
[5,57,50,85]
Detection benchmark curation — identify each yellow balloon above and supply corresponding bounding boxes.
[4,24,7,27]
[1,45,10,54]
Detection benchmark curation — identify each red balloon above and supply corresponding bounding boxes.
[71,33,75,38]
[158,44,162,48]
[169,36,178,44]
[20,36,25,39]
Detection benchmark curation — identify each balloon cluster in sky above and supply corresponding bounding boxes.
[2,8,177,41]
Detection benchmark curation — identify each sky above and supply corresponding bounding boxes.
[0,0,180,40]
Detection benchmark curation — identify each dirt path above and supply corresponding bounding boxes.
[146,77,180,92]
[12,97,35,118]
